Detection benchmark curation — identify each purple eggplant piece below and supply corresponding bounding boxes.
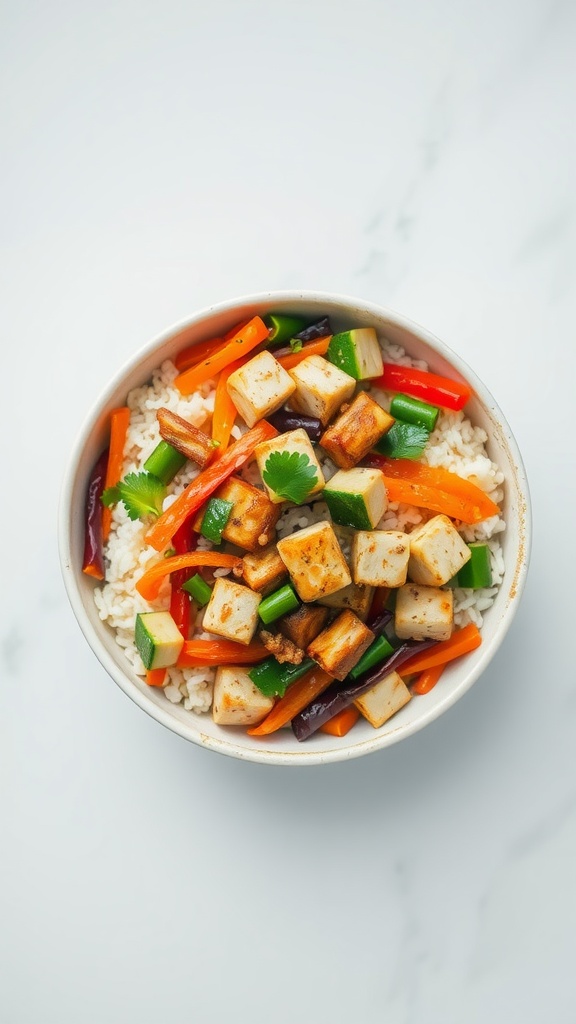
[366,609,393,635]
[294,317,331,342]
[291,638,437,741]
[82,448,109,579]
[267,410,323,443]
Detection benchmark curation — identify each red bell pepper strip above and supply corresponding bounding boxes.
[177,639,268,667]
[169,520,198,639]
[376,364,472,411]
[145,419,279,551]
[82,449,108,580]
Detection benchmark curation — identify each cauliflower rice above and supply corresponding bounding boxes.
[94,339,505,712]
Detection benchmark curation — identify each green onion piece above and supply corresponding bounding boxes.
[182,573,213,606]
[349,635,395,680]
[448,543,493,589]
[258,584,299,625]
[199,497,233,545]
[374,421,430,460]
[263,313,308,347]
[144,441,187,485]
[389,393,439,432]
[248,657,315,698]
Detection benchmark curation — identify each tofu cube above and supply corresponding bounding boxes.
[226,350,296,427]
[277,520,352,602]
[288,355,356,426]
[324,467,387,530]
[254,428,325,504]
[203,578,261,645]
[318,581,374,621]
[241,544,287,594]
[278,604,329,649]
[193,476,280,552]
[307,610,375,681]
[354,671,412,728]
[212,666,274,726]
[395,584,453,642]
[352,530,410,588]
[407,514,472,586]
[320,392,394,469]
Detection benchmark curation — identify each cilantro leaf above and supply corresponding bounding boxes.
[262,450,318,504]
[289,338,303,353]
[102,471,166,521]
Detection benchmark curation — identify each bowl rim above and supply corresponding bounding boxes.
[58,289,532,765]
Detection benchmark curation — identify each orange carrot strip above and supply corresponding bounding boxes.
[411,663,446,695]
[177,639,268,667]
[146,668,167,687]
[275,336,332,370]
[379,476,498,525]
[136,552,241,602]
[174,336,225,372]
[370,457,501,515]
[399,623,482,676]
[212,359,243,454]
[174,316,270,395]
[319,706,360,737]
[145,419,279,551]
[223,318,252,341]
[102,407,131,541]
[247,666,333,736]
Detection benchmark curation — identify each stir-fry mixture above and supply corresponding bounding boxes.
[83,312,504,741]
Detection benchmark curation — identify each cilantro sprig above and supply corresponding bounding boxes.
[262,450,318,504]
[102,471,166,521]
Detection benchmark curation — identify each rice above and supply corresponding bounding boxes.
[94,337,505,710]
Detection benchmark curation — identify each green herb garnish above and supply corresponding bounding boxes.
[289,338,303,353]
[102,471,166,521]
[262,451,318,504]
[374,422,430,460]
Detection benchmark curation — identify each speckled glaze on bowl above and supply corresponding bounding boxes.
[59,291,531,765]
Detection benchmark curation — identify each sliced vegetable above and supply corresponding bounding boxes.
[177,638,268,667]
[157,408,215,467]
[373,421,430,460]
[327,328,383,380]
[135,611,184,670]
[174,334,226,372]
[82,449,108,580]
[135,552,242,602]
[267,410,323,443]
[258,583,299,625]
[145,420,278,551]
[263,313,308,346]
[174,316,270,395]
[348,635,395,680]
[274,336,331,370]
[146,668,167,687]
[248,656,316,699]
[411,663,446,695]
[247,665,334,736]
[143,441,187,485]
[262,450,318,504]
[364,456,501,523]
[181,573,213,606]
[389,393,439,431]
[169,519,197,639]
[102,407,131,541]
[323,468,387,530]
[319,707,360,737]
[294,316,332,342]
[398,623,482,676]
[103,471,166,522]
[199,497,233,545]
[448,543,493,589]
[212,360,240,454]
[376,364,472,411]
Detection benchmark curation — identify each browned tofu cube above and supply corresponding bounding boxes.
[212,666,274,725]
[354,671,412,728]
[307,610,375,681]
[203,578,261,645]
[319,392,394,469]
[318,581,374,621]
[277,520,352,602]
[193,476,279,552]
[278,604,329,649]
[395,584,453,641]
[241,544,287,594]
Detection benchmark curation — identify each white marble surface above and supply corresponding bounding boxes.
[1,1,575,1021]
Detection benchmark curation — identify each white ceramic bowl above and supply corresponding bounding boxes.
[59,291,531,765]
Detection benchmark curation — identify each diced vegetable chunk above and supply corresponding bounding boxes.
[394,584,453,642]
[354,670,411,728]
[352,529,410,588]
[389,393,439,431]
[327,327,383,380]
[307,610,375,681]
[408,514,471,586]
[258,583,299,625]
[202,578,262,645]
[319,391,394,469]
[288,355,356,426]
[226,350,296,427]
[255,428,325,504]
[135,611,185,670]
[212,666,274,725]
[277,520,352,602]
[449,542,493,589]
[324,468,387,530]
